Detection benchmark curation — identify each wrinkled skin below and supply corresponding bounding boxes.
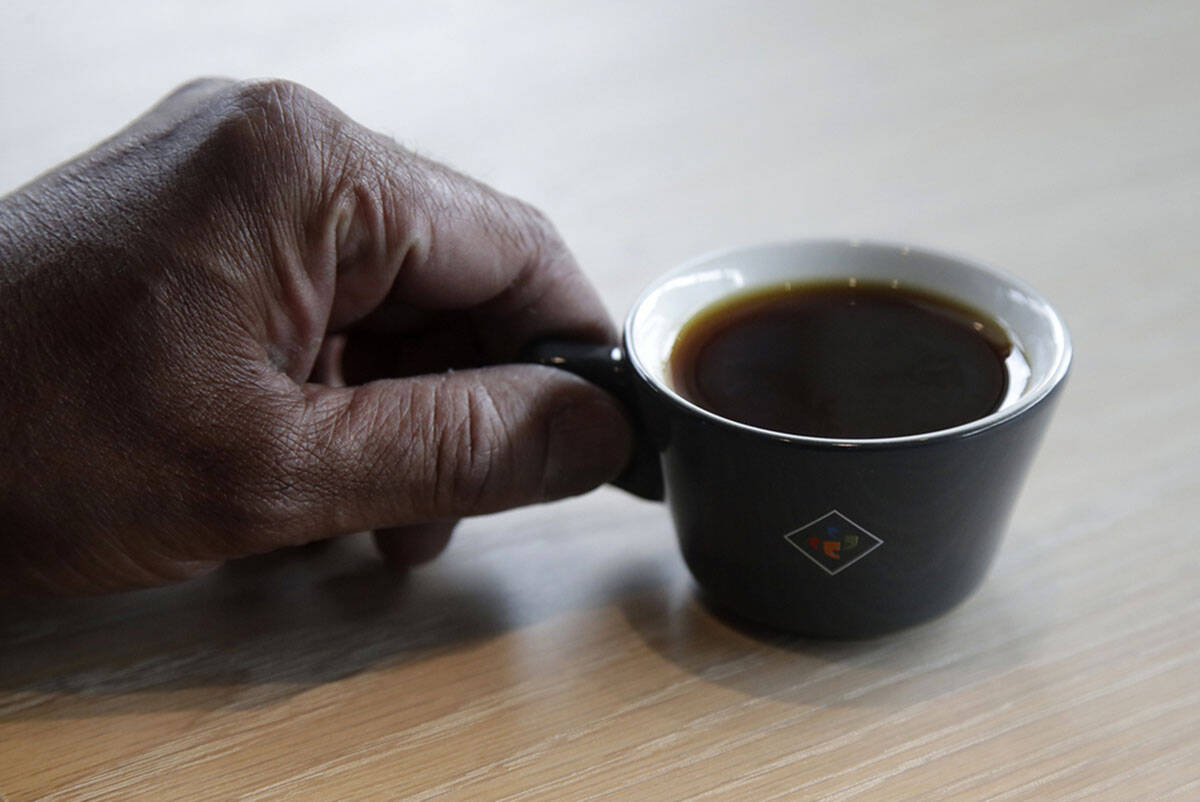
[0,78,632,595]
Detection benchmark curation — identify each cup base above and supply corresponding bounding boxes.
[689,575,983,640]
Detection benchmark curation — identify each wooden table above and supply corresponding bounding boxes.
[2,1,1198,798]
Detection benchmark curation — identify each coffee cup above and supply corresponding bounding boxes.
[527,239,1071,637]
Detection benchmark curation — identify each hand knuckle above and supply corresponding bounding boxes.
[197,79,333,185]
[230,78,323,127]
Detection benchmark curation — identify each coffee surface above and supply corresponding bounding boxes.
[668,281,1012,438]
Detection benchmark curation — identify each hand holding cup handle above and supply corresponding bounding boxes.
[522,340,664,501]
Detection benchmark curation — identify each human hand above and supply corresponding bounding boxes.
[0,78,632,595]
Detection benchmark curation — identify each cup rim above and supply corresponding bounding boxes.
[624,237,1073,448]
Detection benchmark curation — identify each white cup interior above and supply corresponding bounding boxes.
[626,239,1072,444]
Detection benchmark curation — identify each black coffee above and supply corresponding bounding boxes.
[668,281,1013,438]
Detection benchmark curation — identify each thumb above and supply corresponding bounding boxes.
[285,365,633,540]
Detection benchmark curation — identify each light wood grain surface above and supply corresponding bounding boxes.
[2,1,1198,799]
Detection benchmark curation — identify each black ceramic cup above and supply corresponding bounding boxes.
[528,240,1071,638]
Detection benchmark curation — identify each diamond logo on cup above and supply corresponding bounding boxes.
[783,510,883,575]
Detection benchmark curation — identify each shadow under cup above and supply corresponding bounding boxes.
[530,240,1071,638]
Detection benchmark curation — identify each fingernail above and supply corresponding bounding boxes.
[544,396,633,500]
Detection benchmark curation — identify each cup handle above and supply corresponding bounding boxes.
[521,340,664,501]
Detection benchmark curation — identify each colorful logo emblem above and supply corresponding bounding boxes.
[783,510,883,575]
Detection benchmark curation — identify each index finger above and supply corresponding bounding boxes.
[326,132,615,360]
